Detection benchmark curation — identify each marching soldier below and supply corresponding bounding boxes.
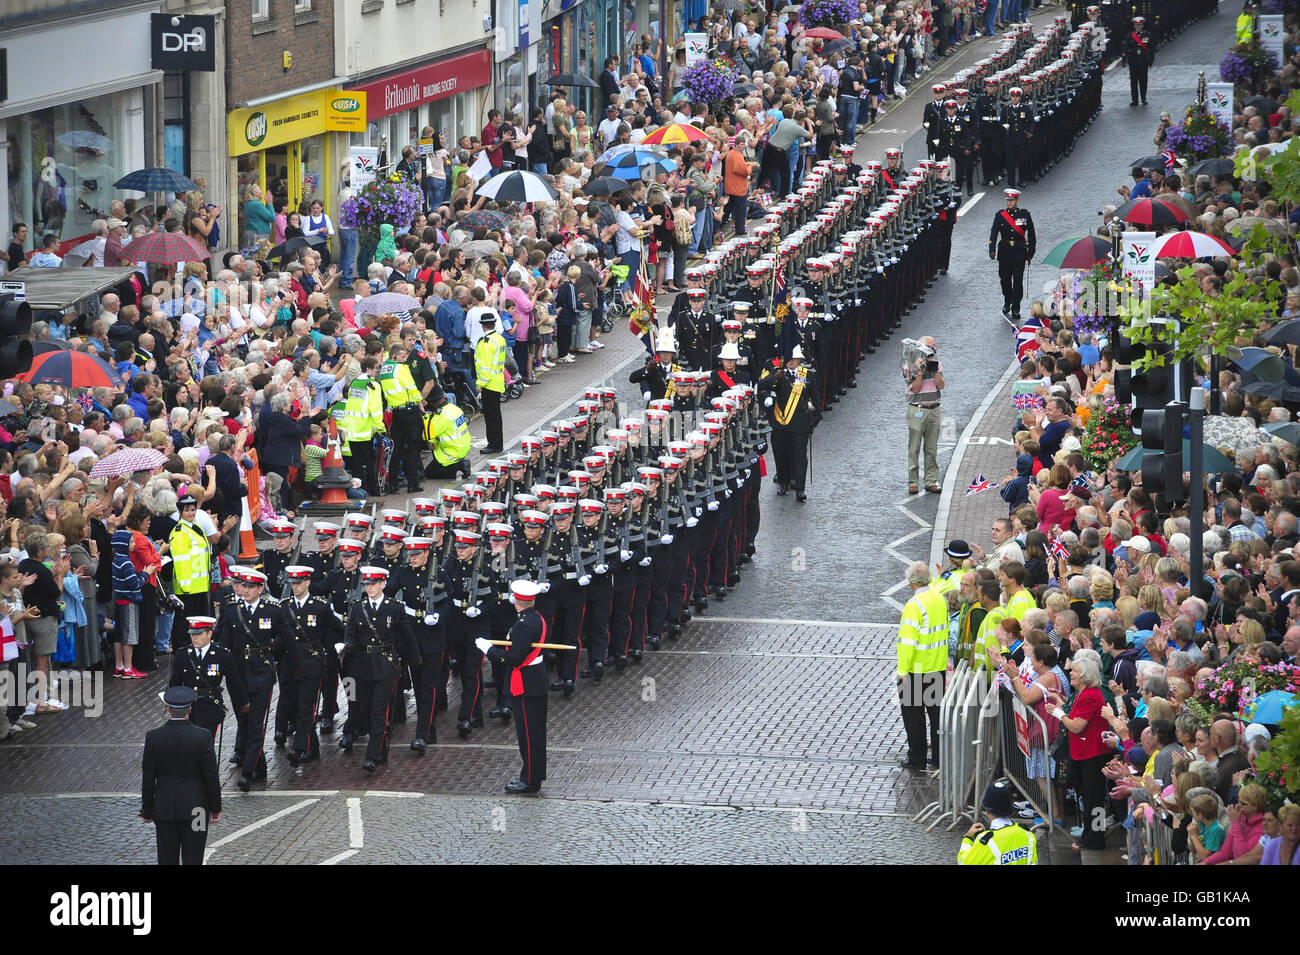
[710,319,754,377]
[577,499,614,681]
[342,512,376,557]
[1000,87,1036,189]
[441,529,491,736]
[1125,16,1154,106]
[390,535,447,751]
[342,566,420,772]
[301,521,341,590]
[546,502,587,695]
[977,78,1004,186]
[322,538,365,736]
[732,265,778,366]
[483,522,519,722]
[479,580,549,794]
[939,98,978,197]
[280,565,343,765]
[260,519,300,596]
[759,348,820,502]
[988,188,1036,320]
[923,83,948,159]
[168,615,248,743]
[630,330,680,403]
[371,524,408,574]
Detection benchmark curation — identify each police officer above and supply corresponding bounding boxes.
[897,561,949,770]
[378,342,426,493]
[758,347,820,502]
[339,355,384,496]
[141,686,222,866]
[1000,87,1036,189]
[479,579,549,794]
[167,615,248,742]
[343,565,419,772]
[1125,16,1154,106]
[280,565,342,765]
[423,385,473,480]
[988,188,1035,320]
[168,494,213,619]
[958,781,1040,864]
[475,312,508,455]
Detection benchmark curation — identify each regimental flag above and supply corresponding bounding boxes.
[965,474,994,496]
[626,254,657,354]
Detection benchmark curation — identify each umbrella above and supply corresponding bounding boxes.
[0,400,20,416]
[1115,440,1235,473]
[31,339,74,355]
[266,234,327,260]
[1243,95,1279,114]
[61,237,99,268]
[57,131,114,153]
[1186,157,1236,177]
[733,81,760,95]
[121,230,209,264]
[1226,215,1290,236]
[594,151,677,180]
[1243,689,1296,724]
[541,72,600,88]
[581,176,631,197]
[595,143,669,166]
[1265,421,1300,444]
[821,37,854,57]
[1259,139,1296,155]
[1267,319,1300,346]
[1129,155,1167,171]
[113,167,199,194]
[1151,230,1236,259]
[1227,345,1287,382]
[89,447,168,479]
[1114,197,1189,227]
[641,122,708,146]
[668,89,692,106]
[355,292,422,316]
[475,170,558,204]
[1203,416,1273,457]
[804,26,844,40]
[1154,262,1173,281]
[14,350,122,388]
[458,209,512,231]
[1042,235,1111,268]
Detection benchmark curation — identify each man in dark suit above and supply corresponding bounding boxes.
[141,686,222,865]
[600,55,621,108]
[1211,719,1250,803]
[481,580,549,793]
[208,434,245,524]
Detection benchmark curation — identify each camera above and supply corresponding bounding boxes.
[925,358,939,372]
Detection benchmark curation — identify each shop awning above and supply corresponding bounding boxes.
[2,267,142,310]
[227,89,367,156]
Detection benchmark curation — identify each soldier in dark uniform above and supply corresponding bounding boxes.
[515,509,555,631]
[976,78,1004,186]
[1000,87,1036,189]
[939,98,978,197]
[341,512,376,558]
[323,538,365,736]
[301,522,342,590]
[371,525,408,574]
[1125,16,1154,106]
[168,615,248,743]
[546,502,588,694]
[923,83,948,159]
[758,348,821,502]
[639,466,672,649]
[780,295,824,395]
[711,318,755,378]
[732,265,778,366]
[577,499,614,681]
[280,565,342,765]
[390,535,446,751]
[141,686,222,866]
[440,529,491,735]
[606,485,646,665]
[342,565,419,772]
[677,287,716,370]
[483,522,519,721]
[709,341,753,398]
[660,449,698,633]
[259,519,299,597]
[988,188,1036,320]
[213,566,290,792]
[480,580,550,794]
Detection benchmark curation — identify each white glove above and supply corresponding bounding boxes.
[424,613,440,626]
[639,557,653,566]
[578,574,592,586]
[540,581,551,593]
[465,606,482,618]
[763,396,774,408]
[707,501,719,511]
[743,469,751,479]
[594,563,608,574]
[333,642,346,655]
[661,533,675,544]
[686,517,698,529]
[474,637,493,655]
[693,507,702,518]
[642,391,652,402]
[620,549,632,562]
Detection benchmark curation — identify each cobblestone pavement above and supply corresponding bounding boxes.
[0,6,1225,865]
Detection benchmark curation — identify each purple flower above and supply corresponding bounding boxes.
[801,0,858,27]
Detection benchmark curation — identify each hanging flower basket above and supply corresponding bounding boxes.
[338,177,423,249]
[801,0,857,29]
[1163,105,1234,162]
[1219,38,1278,93]
[1079,397,1139,471]
[682,57,737,111]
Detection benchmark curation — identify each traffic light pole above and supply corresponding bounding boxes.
[1188,388,1206,601]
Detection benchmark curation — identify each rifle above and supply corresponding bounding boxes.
[532,522,554,583]
[569,520,591,576]
[466,541,487,613]
[281,518,306,600]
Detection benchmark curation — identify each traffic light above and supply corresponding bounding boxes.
[1120,317,1190,435]
[1140,401,1186,509]
[0,293,33,378]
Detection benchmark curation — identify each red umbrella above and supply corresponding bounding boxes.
[14,350,123,388]
[118,230,209,264]
[1113,197,1189,227]
[804,27,845,40]
[1151,230,1236,258]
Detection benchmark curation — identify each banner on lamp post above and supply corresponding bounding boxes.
[685,33,707,67]
[348,146,380,189]
[1122,230,1156,294]
[1259,16,1284,64]
[1206,82,1234,130]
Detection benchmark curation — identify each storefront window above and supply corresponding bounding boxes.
[299,135,326,213]
[10,92,131,242]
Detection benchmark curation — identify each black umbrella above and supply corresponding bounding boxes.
[266,234,326,260]
[1186,157,1236,177]
[822,37,854,57]
[543,72,600,89]
[1267,319,1300,346]
[1243,380,1300,401]
[32,339,74,355]
[1244,95,1279,113]
[1154,262,1173,281]
[583,176,632,196]
[733,81,760,95]
[1129,155,1166,171]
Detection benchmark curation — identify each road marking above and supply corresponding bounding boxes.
[956,192,984,217]
[653,650,895,661]
[347,795,363,849]
[204,797,318,862]
[694,616,897,628]
[362,791,426,798]
[318,849,359,865]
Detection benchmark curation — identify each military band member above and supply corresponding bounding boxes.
[759,347,820,502]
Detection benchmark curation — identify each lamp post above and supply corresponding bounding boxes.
[1188,386,1206,601]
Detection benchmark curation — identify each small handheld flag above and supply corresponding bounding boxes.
[965,474,994,496]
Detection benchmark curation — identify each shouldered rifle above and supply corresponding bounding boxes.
[533,521,555,581]
[282,518,306,600]
[466,542,487,612]
[569,519,592,574]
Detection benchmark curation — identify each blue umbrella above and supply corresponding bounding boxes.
[1244,689,1296,725]
[595,151,678,180]
[113,167,199,194]
[1265,421,1300,445]
[57,131,114,152]
[595,144,670,167]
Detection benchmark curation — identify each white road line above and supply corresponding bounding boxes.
[362,791,426,798]
[956,192,984,217]
[347,795,363,849]
[318,849,359,865]
[45,790,341,799]
[652,649,895,660]
[694,616,897,628]
[928,357,1020,570]
[204,797,318,862]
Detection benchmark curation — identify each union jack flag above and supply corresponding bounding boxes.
[1160,149,1177,173]
[1016,315,1043,361]
[1050,537,1071,560]
[1012,391,1045,412]
[76,393,94,413]
[965,474,994,496]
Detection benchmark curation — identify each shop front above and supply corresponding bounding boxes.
[227,89,366,251]
[541,0,633,118]
[346,48,492,162]
[0,4,162,249]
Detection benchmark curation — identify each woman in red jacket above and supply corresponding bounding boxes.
[1045,656,1111,851]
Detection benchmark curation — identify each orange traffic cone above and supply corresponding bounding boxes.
[319,417,350,505]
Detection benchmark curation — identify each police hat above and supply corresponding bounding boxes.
[163,686,197,708]
[982,780,1015,817]
[945,540,973,561]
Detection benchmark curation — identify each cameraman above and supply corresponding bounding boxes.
[905,336,945,495]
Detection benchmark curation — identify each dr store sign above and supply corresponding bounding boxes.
[150,13,216,72]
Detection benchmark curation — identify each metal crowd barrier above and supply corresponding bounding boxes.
[914,664,1004,832]
[997,686,1056,827]
[1146,809,1186,865]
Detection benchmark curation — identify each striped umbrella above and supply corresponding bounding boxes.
[89,447,168,479]
[1041,235,1112,269]
[1113,197,1189,227]
[641,123,708,146]
[113,167,199,193]
[1151,230,1235,258]
[121,230,209,264]
[14,350,123,388]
